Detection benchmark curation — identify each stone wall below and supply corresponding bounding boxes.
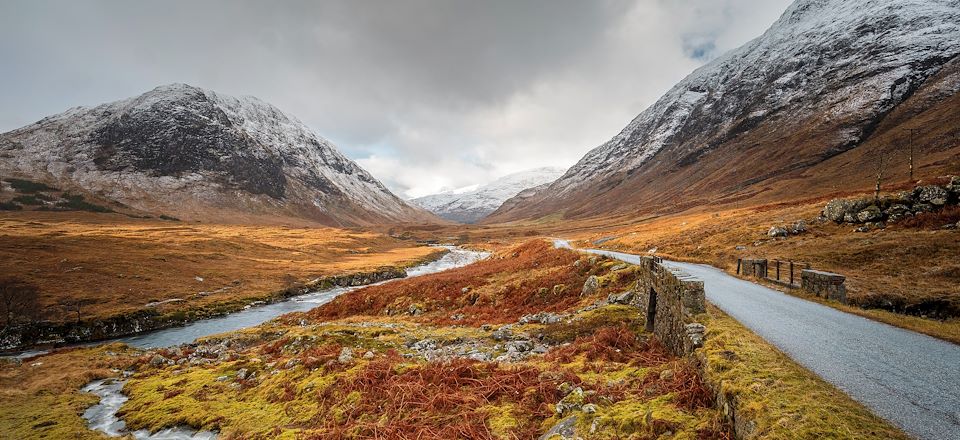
[801,269,847,303]
[739,259,768,278]
[630,256,706,356]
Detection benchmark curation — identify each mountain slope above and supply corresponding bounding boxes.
[411,167,564,223]
[0,84,436,226]
[486,0,960,223]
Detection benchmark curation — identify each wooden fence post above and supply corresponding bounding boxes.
[737,259,741,275]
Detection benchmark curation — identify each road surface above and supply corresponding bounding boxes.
[555,240,960,440]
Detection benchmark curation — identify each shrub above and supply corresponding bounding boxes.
[6,178,58,193]
[899,206,960,229]
[0,201,22,211]
[12,195,45,205]
[56,193,113,213]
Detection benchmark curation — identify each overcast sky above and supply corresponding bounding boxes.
[0,0,792,198]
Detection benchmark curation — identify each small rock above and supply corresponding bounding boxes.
[236,368,249,380]
[461,287,470,294]
[767,226,789,237]
[582,403,597,414]
[581,276,600,296]
[450,313,465,321]
[408,304,423,316]
[149,355,167,367]
[735,245,747,251]
[790,220,808,234]
[215,375,229,382]
[607,290,635,305]
[363,351,375,360]
[338,347,354,364]
[506,340,534,353]
[685,323,706,349]
[492,325,514,341]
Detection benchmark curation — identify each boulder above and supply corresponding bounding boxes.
[608,290,635,305]
[915,185,949,206]
[946,176,960,194]
[790,220,808,234]
[581,276,599,296]
[856,205,883,223]
[823,198,869,223]
[913,202,935,213]
[492,325,514,341]
[884,204,910,216]
[768,226,789,237]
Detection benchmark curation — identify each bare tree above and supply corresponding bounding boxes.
[875,151,891,202]
[0,277,40,327]
[903,128,921,182]
[59,298,96,324]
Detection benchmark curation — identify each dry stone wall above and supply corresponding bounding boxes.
[801,269,847,303]
[630,256,706,356]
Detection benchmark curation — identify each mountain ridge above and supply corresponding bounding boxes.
[486,0,960,223]
[0,84,437,226]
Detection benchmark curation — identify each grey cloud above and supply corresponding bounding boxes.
[0,0,793,198]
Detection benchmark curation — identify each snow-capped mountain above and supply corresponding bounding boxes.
[488,0,960,222]
[411,167,564,223]
[0,84,435,226]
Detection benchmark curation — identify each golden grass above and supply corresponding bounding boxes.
[0,344,138,439]
[0,211,440,323]
[547,200,960,341]
[700,305,909,439]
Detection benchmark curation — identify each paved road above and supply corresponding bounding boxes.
[555,240,960,440]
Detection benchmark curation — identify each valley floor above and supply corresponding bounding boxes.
[0,211,443,345]
[0,240,909,439]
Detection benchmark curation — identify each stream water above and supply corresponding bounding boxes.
[79,246,488,439]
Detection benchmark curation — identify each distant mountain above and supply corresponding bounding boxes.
[412,167,564,223]
[0,84,436,226]
[486,0,960,223]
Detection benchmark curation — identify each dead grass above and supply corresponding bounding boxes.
[0,211,440,323]
[309,240,633,326]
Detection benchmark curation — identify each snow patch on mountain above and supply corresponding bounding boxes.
[412,167,565,223]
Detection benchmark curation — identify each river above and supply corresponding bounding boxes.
[78,246,488,439]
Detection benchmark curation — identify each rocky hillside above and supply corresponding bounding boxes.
[412,167,563,223]
[0,84,436,226]
[487,0,960,223]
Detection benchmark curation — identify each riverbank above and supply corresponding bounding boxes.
[0,248,450,353]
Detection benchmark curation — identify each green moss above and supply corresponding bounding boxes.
[482,404,520,439]
[540,304,643,344]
